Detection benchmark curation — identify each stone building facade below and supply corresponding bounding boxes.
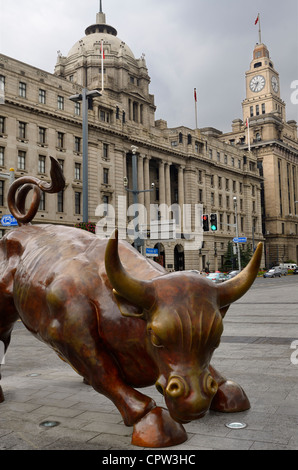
[0,8,264,271]
[222,42,298,266]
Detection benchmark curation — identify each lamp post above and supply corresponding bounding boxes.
[69,88,102,223]
[124,146,154,252]
[233,196,241,271]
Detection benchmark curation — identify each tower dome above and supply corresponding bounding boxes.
[66,9,135,61]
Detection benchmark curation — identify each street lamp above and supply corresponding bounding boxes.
[69,89,102,223]
[233,196,241,271]
[124,146,155,252]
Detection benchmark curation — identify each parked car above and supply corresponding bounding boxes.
[227,270,240,279]
[206,272,227,283]
[293,267,298,275]
[272,266,288,276]
[263,268,282,278]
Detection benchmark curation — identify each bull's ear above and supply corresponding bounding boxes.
[113,290,146,319]
[219,305,230,319]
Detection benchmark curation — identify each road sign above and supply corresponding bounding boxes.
[146,248,159,257]
[1,214,18,227]
[233,237,247,243]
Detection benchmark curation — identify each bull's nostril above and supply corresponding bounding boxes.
[166,376,189,398]
[206,375,218,395]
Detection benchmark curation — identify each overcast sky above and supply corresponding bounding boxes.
[1,0,297,132]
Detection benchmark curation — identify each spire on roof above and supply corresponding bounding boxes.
[99,0,102,13]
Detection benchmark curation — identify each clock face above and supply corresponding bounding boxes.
[271,76,279,93]
[249,75,266,93]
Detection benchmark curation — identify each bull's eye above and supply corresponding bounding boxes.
[148,329,163,348]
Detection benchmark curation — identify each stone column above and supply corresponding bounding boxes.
[144,156,151,226]
[165,163,171,207]
[178,165,185,229]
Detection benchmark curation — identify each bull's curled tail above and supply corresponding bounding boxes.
[8,156,65,225]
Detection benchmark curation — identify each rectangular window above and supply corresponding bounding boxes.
[19,122,26,139]
[250,106,253,117]
[39,192,45,211]
[0,180,4,206]
[256,104,260,116]
[262,103,265,114]
[0,75,5,103]
[57,95,64,110]
[39,127,46,144]
[74,137,81,153]
[75,162,81,180]
[75,102,80,116]
[18,150,26,170]
[19,82,26,98]
[57,132,64,148]
[0,147,4,166]
[39,89,46,104]
[103,168,109,185]
[38,155,46,173]
[103,143,109,160]
[75,192,81,214]
[57,191,64,212]
[0,116,5,134]
[103,195,109,216]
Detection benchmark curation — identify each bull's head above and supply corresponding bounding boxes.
[105,230,262,423]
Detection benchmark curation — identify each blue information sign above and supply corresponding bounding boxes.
[146,248,159,256]
[1,214,18,227]
[233,237,247,243]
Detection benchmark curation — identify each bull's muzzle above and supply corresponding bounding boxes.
[165,376,189,398]
[156,372,219,423]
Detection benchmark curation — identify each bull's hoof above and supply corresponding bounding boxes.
[210,379,250,413]
[0,386,4,403]
[132,407,187,448]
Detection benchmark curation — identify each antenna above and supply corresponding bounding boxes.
[99,0,102,13]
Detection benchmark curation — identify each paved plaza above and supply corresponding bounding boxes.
[0,275,298,451]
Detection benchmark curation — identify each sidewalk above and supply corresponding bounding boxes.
[0,278,298,451]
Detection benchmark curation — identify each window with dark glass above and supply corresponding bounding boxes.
[18,150,26,170]
[75,192,81,214]
[19,82,26,98]
[19,122,26,139]
[57,190,64,212]
[38,155,46,173]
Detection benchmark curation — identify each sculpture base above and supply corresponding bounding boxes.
[132,407,187,448]
[0,386,4,403]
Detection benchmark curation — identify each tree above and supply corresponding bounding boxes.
[222,242,253,271]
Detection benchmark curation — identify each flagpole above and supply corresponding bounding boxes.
[194,88,198,129]
[258,13,262,44]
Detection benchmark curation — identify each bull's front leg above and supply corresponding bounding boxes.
[209,365,250,413]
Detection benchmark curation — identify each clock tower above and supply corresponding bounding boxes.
[242,42,286,125]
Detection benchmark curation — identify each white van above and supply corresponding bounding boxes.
[279,263,297,270]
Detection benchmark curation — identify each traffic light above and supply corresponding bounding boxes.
[202,214,209,232]
[210,213,218,231]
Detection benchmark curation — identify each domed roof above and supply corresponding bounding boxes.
[67,10,135,60]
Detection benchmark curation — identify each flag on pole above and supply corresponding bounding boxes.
[194,88,197,102]
[255,14,259,25]
[101,40,105,60]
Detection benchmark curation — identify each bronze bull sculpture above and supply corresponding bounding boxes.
[0,157,262,447]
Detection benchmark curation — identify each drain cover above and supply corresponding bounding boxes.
[225,422,247,429]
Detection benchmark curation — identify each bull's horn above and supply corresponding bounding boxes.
[105,229,155,310]
[217,242,263,308]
